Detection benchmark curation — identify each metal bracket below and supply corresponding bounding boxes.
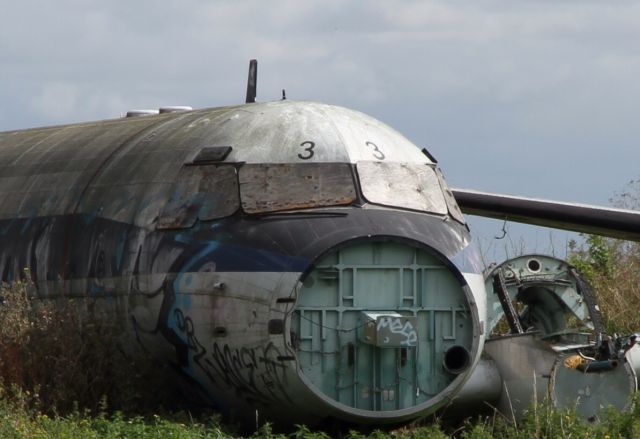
[493,269,523,334]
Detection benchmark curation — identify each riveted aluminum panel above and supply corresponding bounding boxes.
[157,165,239,229]
[239,163,356,214]
[162,101,432,165]
[357,162,448,215]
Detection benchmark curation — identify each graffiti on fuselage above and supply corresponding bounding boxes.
[126,229,293,407]
[0,211,295,408]
[172,308,292,406]
[377,316,418,347]
[209,341,292,405]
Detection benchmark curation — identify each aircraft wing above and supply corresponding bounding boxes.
[452,188,640,242]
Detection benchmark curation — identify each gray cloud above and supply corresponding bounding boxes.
[1,0,638,257]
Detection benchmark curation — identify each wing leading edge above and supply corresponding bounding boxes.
[452,188,640,242]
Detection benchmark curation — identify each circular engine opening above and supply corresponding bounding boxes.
[527,258,541,273]
[291,240,476,414]
[443,345,471,374]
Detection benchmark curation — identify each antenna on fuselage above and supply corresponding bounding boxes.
[245,59,257,103]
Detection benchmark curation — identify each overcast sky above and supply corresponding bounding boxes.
[1,1,638,262]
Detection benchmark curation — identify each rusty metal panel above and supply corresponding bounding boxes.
[197,167,239,220]
[238,163,356,214]
[157,165,239,229]
[357,162,447,214]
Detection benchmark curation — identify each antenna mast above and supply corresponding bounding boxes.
[245,59,257,103]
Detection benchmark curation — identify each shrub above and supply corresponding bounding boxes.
[568,179,640,334]
[0,274,178,415]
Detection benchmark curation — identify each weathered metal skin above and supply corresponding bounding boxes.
[452,189,640,242]
[478,255,637,421]
[0,101,487,427]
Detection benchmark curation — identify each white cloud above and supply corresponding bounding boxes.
[0,0,638,219]
[29,83,81,122]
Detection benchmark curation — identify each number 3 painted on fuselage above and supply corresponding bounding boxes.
[366,141,385,160]
[298,141,315,160]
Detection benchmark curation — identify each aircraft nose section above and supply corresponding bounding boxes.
[290,238,481,423]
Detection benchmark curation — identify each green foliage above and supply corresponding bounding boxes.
[289,424,331,439]
[0,275,181,416]
[0,396,230,438]
[1,399,640,438]
[565,177,640,334]
[568,235,614,282]
[399,424,449,439]
[568,233,640,334]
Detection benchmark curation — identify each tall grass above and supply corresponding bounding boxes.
[1,269,639,437]
[0,394,639,438]
[0,274,179,415]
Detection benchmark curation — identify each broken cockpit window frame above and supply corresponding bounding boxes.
[435,168,466,224]
[356,161,449,216]
[238,163,356,214]
[157,164,240,229]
